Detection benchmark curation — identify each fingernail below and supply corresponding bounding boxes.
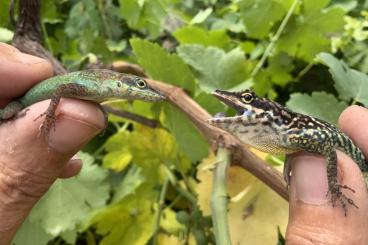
[290,153,329,205]
[71,154,81,161]
[48,115,102,153]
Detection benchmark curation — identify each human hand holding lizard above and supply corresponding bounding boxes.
[0,43,105,244]
[286,105,368,244]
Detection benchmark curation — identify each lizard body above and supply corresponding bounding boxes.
[0,69,165,135]
[207,89,367,214]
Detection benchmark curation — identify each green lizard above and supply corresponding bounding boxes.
[0,69,165,135]
[207,89,367,215]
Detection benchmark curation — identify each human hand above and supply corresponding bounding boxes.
[286,105,368,244]
[0,43,105,244]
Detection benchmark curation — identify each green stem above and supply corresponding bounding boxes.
[296,62,314,80]
[251,0,300,77]
[173,184,197,205]
[153,178,169,245]
[210,148,231,245]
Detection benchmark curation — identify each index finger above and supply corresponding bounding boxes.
[0,43,53,100]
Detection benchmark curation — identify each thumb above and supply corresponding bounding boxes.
[0,98,105,243]
[286,124,368,243]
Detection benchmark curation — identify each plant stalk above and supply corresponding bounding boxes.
[210,147,232,245]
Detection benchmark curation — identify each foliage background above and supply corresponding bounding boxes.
[1,0,368,244]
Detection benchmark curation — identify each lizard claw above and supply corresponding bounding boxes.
[39,114,56,138]
[328,184,358,216]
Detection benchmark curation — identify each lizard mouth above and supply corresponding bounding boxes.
[211,90,252,117]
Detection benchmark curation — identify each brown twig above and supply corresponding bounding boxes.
[102,105,159,128]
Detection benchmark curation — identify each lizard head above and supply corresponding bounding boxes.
[211,89,269,117]
[109,74,166,102]
[206,89,293,127]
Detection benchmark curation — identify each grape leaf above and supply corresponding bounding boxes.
[0,0,10,26]
[211,13,246,33]
[163,104,209,162]
[12,218,52,245]
[194,92,226,115]
[41,0,63,24]
[90,125,190,244]
[103,131,133,172]
[112,165,146,202]
[129,125,192,174]
[317,52,368,106]
[131,38,195,91]
[286,91,347,125]
[65,0,103,38]
[173,26,231,49]
[160,208,185,235]
[276,0,345,62]
[119,0,168,38]
[29,152,109,237]
[177,44,251,92]
[91,193,156,245]
[238,0,289,38]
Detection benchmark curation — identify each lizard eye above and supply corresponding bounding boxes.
[135,78,147,88]
[241,92,253,103]
[117,81,123,87]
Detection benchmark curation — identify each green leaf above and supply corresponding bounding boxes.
[119,0,141,27]
[211,13,246,33]
[65,0,103,38]
[112,165,146,202]
[177,44,251,92]
[239,0,289,38]
[317,52,368,106]
[41,0,63,24]
[89,125,190,244]
[253,53,294,94]
[195,92,226,115]
[91,192,156,245]
[29,152,109,237]
[160,208,185,235]
[0,0,10,27]
[12,218,52,245]
[173,26,231,49]
[103,148,132,172]
[286,91,347,125]
[190,7,213,24]
[163,104,209,162]
[131,38,195,91]
[119,0,168,38]
[276,0,345,62]
[130,125,192,174]
[103,131,132,172]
